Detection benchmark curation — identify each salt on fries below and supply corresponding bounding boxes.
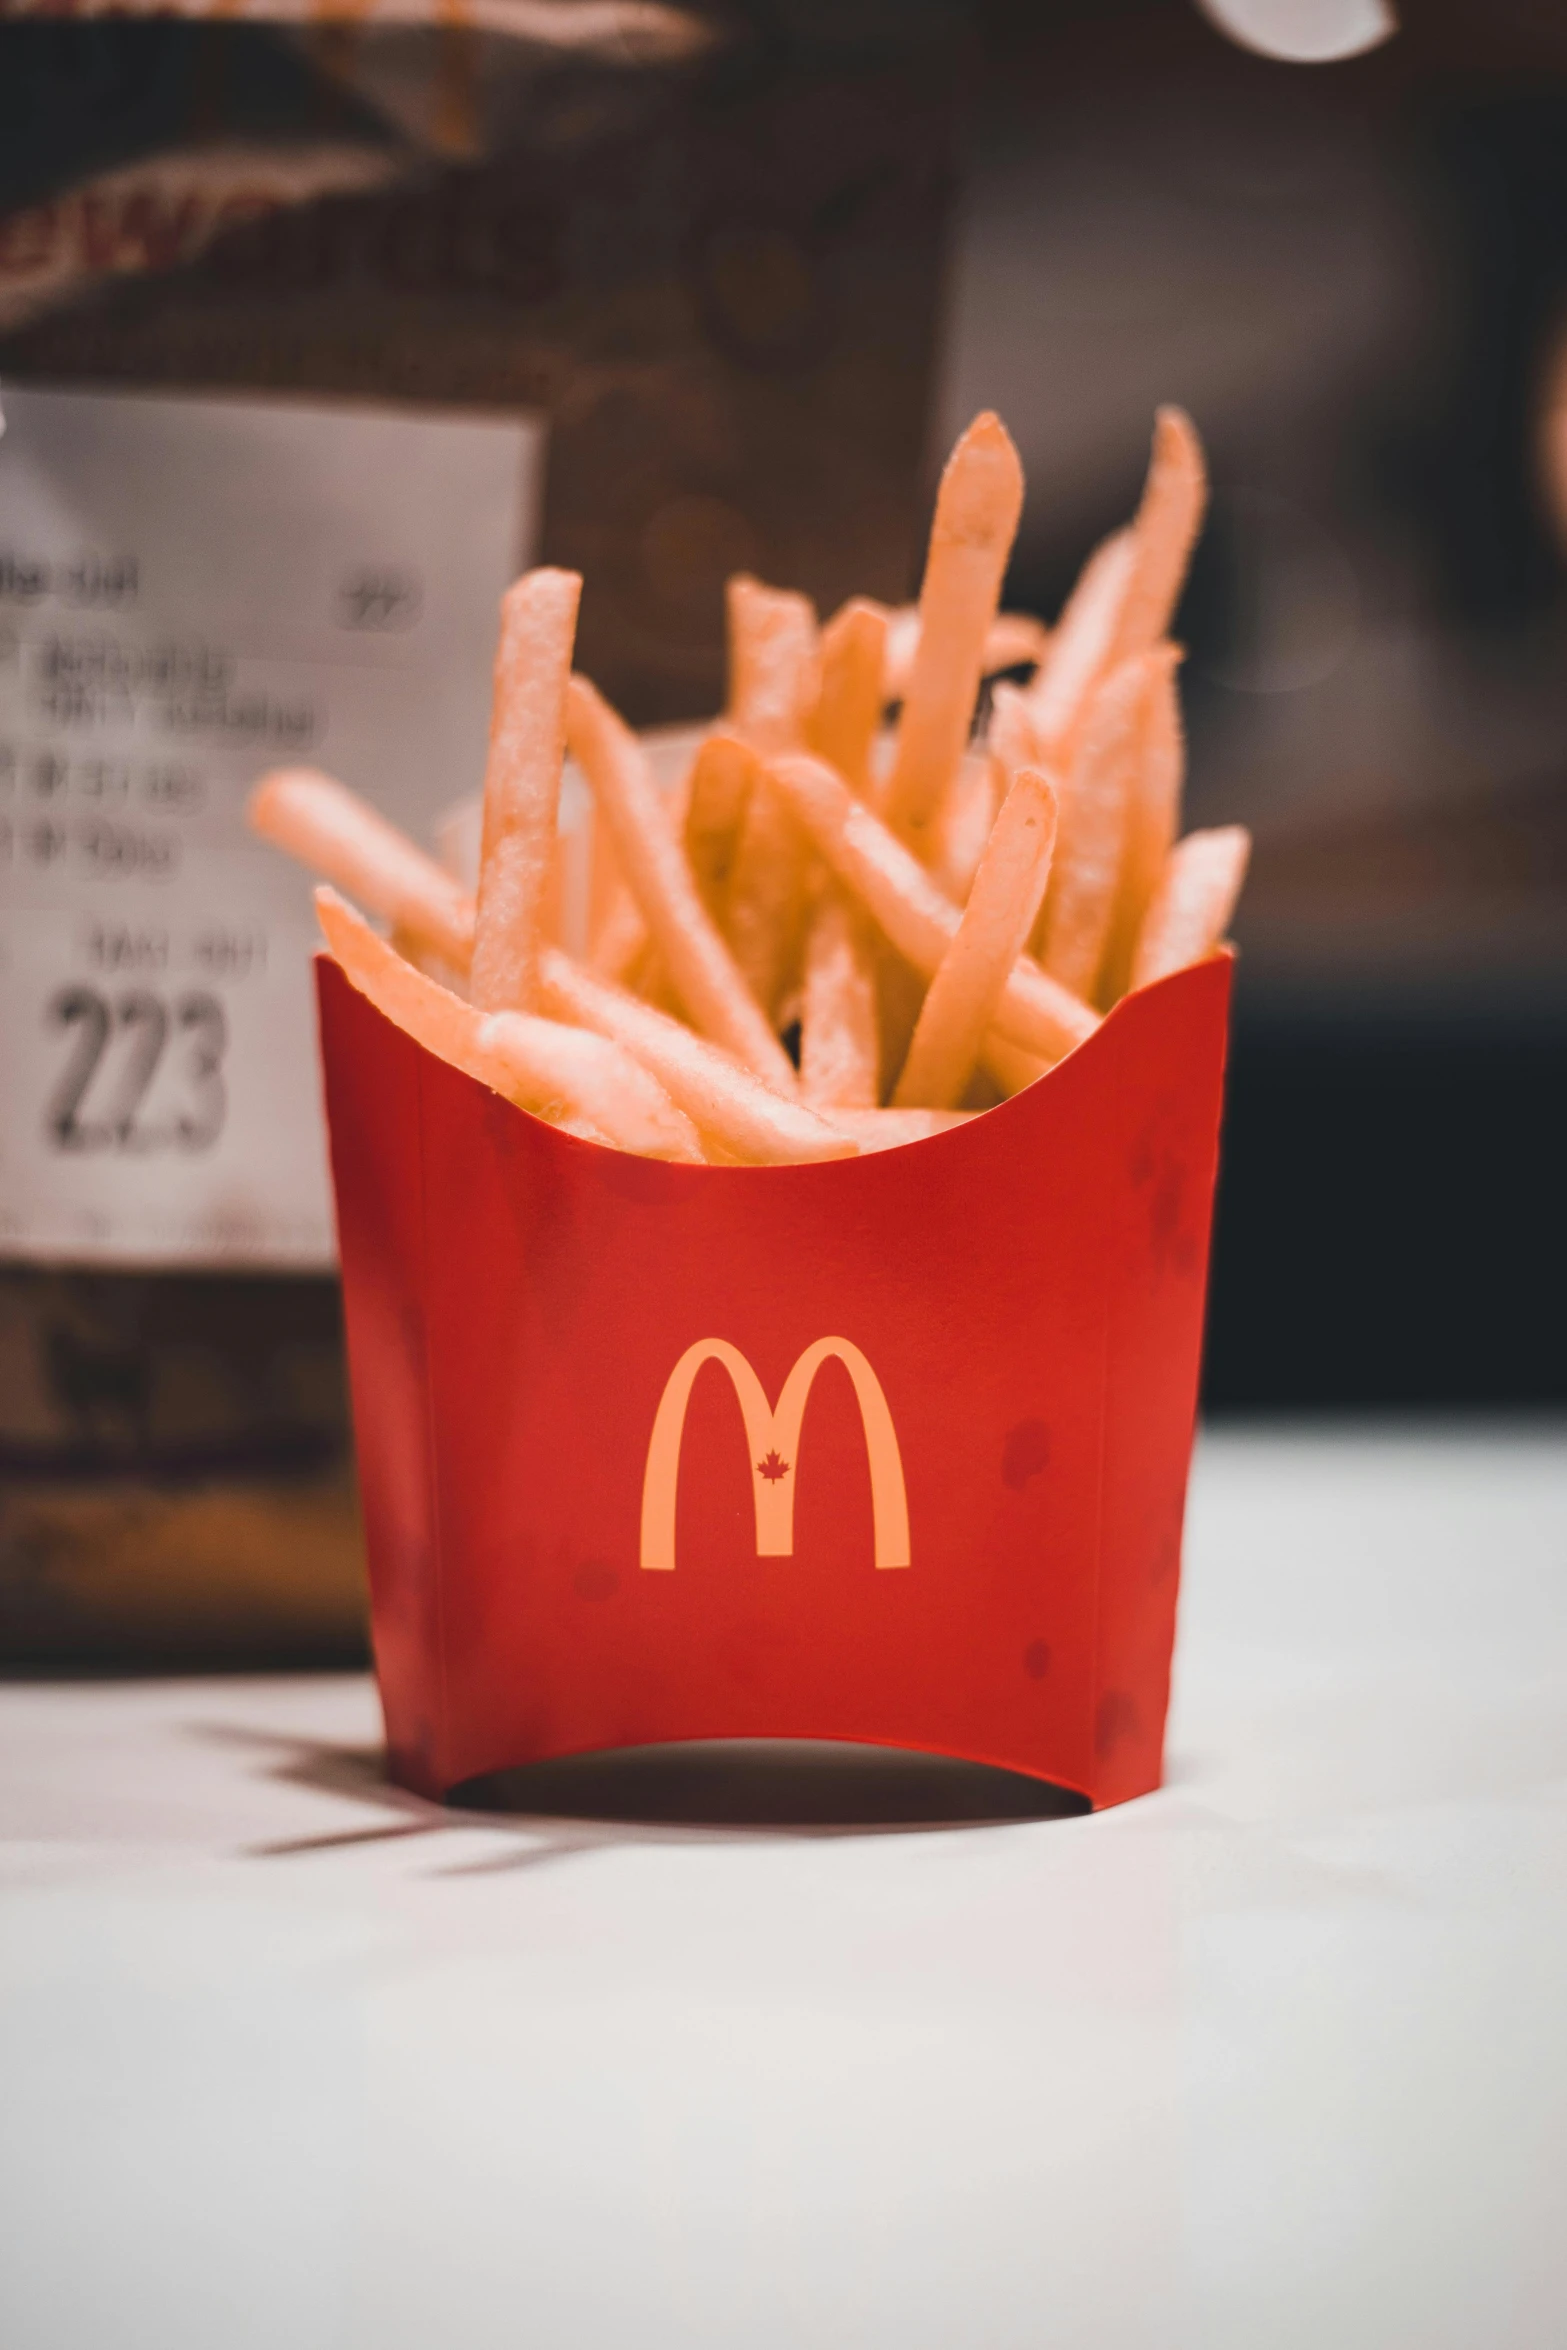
[250,405,1248,1165]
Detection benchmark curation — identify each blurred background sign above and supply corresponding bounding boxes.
[0,385,539,1266]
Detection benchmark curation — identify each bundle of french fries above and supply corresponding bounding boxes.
[250,406,1249,1166]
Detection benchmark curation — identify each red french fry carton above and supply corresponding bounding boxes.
[317,948,1231,1810]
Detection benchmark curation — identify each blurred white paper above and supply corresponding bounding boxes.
[0,385,543,1267]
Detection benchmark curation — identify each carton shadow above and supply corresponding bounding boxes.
[194,1721,1085,1861]
[455,1740,1090,1832]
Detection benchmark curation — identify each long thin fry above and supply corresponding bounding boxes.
[982,611,1050,678]
[537,948,854,1166]
[1130,827,1250,989]
[767,752,1099,1064]
[1023,527,1135,753]
[584,789,625,956]
[809,598,888,796]
[316,889,703,1161]
[589,881,649,982]
[250,767,475,972]
[726,576,819,751]
[873,938,927,1095]
[1099,645,1185,1005]
[880,604,1049,704]
[987,679,1045,783]
[722,780,813,1020]
[471,567,581,1011]
[565,676,798,1093]
[883,412,1026,850]
[722,576,819,1014]
[895,768,1059,1109]
[589,727,702,1000]
[1035,650,1161,1001]
[800,888,880,1108]
[1111,406,1207,663]
[683,729,761,916]
[828,1108,976,1151]
[928,749,997,904]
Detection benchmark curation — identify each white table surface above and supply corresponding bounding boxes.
[4,1424,1565,2350]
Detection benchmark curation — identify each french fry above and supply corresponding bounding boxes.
[767,752,1099,1064]
[250,767,475,973]
[585,789,627,956]
[470,567,581,1011]
[883,412,1026,850]
[537,949,855,1166]
[800,888,881,1108]
[809,597,889,797]
[873,939,928,1097]
[543,825,571,948]
[589,881,650,982]
[1112,406,1207,664]
[982,611,1050,679]
[1023,527,1135,754]
[722,576,819,1014]
[475,1014,704,1162]
[683,729,761,916]
[1034,650,1166,1002]
[877,604,1020,704]
[721,779,814,1021]
[879,604,1046,706]
[894,768,1059,1109]
[315,888,703,1161]
[980,1034,1053,1096]
[388,922,462,988]
[928,749,998,903]
[590,727,706,1000]
[1099,645,1185,1005]
[726,576,819,751]
[565,676,799,1094]
[1130,827,1250,989]
[987,679,1045,783]
[828,1108,976,1151]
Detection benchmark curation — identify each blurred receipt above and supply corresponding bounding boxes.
[0,385,542,1266]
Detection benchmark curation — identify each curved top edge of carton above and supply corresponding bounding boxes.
[313,947,1234,1186]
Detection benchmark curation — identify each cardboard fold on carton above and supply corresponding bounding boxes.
[318,950,1231,1810]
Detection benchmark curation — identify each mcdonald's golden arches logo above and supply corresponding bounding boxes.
[640,1337,911,1574]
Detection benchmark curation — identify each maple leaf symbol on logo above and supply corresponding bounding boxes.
[756,1449,790,1482]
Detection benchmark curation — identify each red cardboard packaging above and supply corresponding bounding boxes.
[318,948,1231,1810]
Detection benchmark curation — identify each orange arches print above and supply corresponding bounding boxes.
[640,1337,912,1574]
